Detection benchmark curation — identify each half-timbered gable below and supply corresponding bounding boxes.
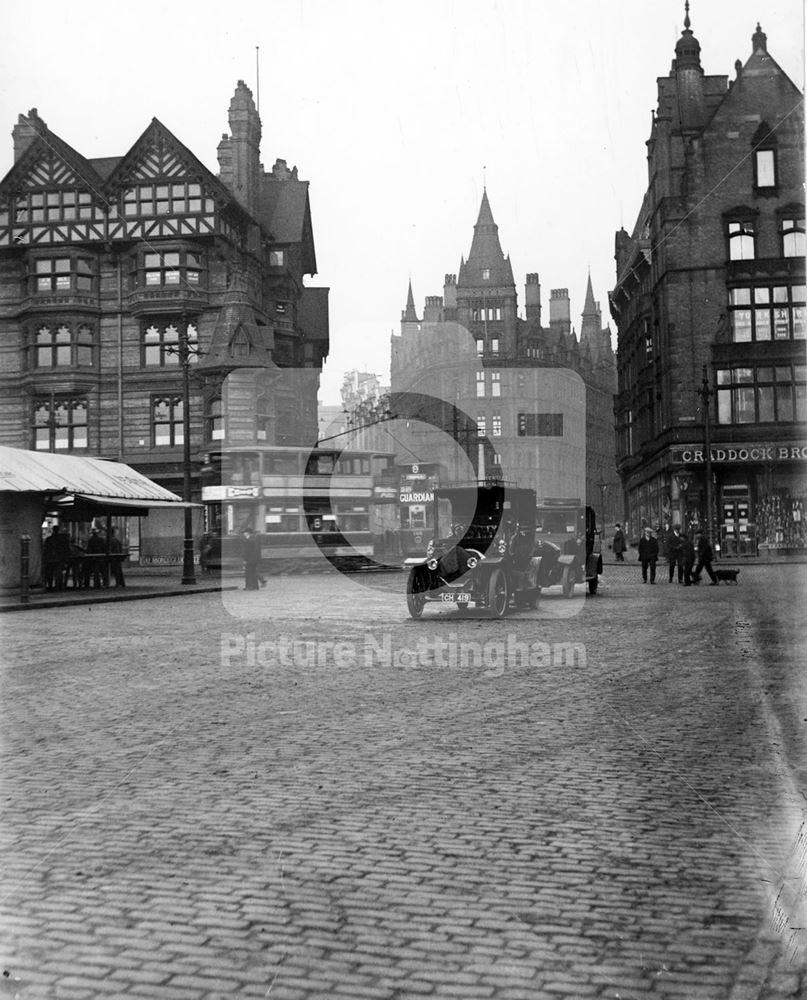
[0,85,329,565]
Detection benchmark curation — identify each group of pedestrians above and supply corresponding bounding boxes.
[42,524,126,591]
[635,524,718,585]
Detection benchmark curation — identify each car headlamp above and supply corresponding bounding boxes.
[427,557,439,571]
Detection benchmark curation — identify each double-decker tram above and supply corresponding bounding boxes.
[201,445,396,572]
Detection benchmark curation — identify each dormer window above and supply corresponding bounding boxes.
[269,250,285,266]
[482,269,490,281]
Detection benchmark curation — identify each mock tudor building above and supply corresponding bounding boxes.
[0,83,329,561]
[610,15,805,555]
[389,190,618,514]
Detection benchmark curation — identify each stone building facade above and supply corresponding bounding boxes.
[389,191,618,517]
[0,83,329,561]
[610,16,805,555]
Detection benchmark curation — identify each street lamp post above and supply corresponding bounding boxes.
[674,470,692,532]
[597,477,608,543]
[179,318,196,586]
[697,366,715,550]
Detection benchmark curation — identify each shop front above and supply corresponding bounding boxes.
[671,441,807,557]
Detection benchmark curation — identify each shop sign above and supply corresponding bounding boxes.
[373,486,399,502]
[225,486,260,498]
[674,444,807,464]
[400,491,434,504]
[201,485,260,501]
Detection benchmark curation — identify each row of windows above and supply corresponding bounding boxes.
[476,338,499,355]
[17,247,285,296]
[3,185,216,225]
[32,394,221,451]
[470,306,502,322]
[123,183,214,218]
[729,284,805,342]
[727,217,804,261]
[716,364,806,425]
[474,413,564,438]
[26,322,199,369]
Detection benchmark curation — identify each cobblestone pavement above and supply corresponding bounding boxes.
[0,563,805,999]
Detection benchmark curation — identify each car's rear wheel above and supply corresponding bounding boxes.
[406,567,429,618]
[488,568,509,619]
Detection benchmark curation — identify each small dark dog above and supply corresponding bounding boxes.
[714,568,740,584]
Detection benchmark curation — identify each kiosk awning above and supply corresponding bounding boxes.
[0,445,187,510]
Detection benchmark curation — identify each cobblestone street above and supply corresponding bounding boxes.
[1,563,805,999]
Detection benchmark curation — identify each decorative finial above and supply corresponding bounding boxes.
[483,165,486,190]
[684,1,690,30]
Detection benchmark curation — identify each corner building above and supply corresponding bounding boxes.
[611,16,805,555]
[390,191,618,512]
[0,83,329,561]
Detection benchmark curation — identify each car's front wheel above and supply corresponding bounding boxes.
[487,568,509,619]
[406,567,429,619]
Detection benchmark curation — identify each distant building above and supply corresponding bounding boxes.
[0,83,329,561]
[389,190,618,515]
[610,16,805,554]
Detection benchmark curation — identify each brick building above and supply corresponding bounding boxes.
[0,83,329,561]
[610,16,805,555]
[388,190,618,515]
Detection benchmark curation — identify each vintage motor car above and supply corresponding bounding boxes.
[534,499,603,595]
[404,482,541,618]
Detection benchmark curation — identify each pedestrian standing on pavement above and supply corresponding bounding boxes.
[241,528,265,590]
[108,527,126,588]
[612,523,626,562]
[692,531,719,585]
[43,524,71,591]
[681,533,696,586]
[85,527,106,589]
[667,526,685,583]
[638,527,659,583]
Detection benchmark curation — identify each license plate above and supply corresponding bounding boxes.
[441,592,470,603]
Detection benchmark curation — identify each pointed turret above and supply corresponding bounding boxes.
[672,1,705,130]
[458,189,515,289]
[401,279,420,323]
[580,272,606,363]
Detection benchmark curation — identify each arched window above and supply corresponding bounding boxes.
[728,220,755,261]
[782,218,805,258]
[33,323,94,367]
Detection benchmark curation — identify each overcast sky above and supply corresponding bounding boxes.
[1,1,803,403]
